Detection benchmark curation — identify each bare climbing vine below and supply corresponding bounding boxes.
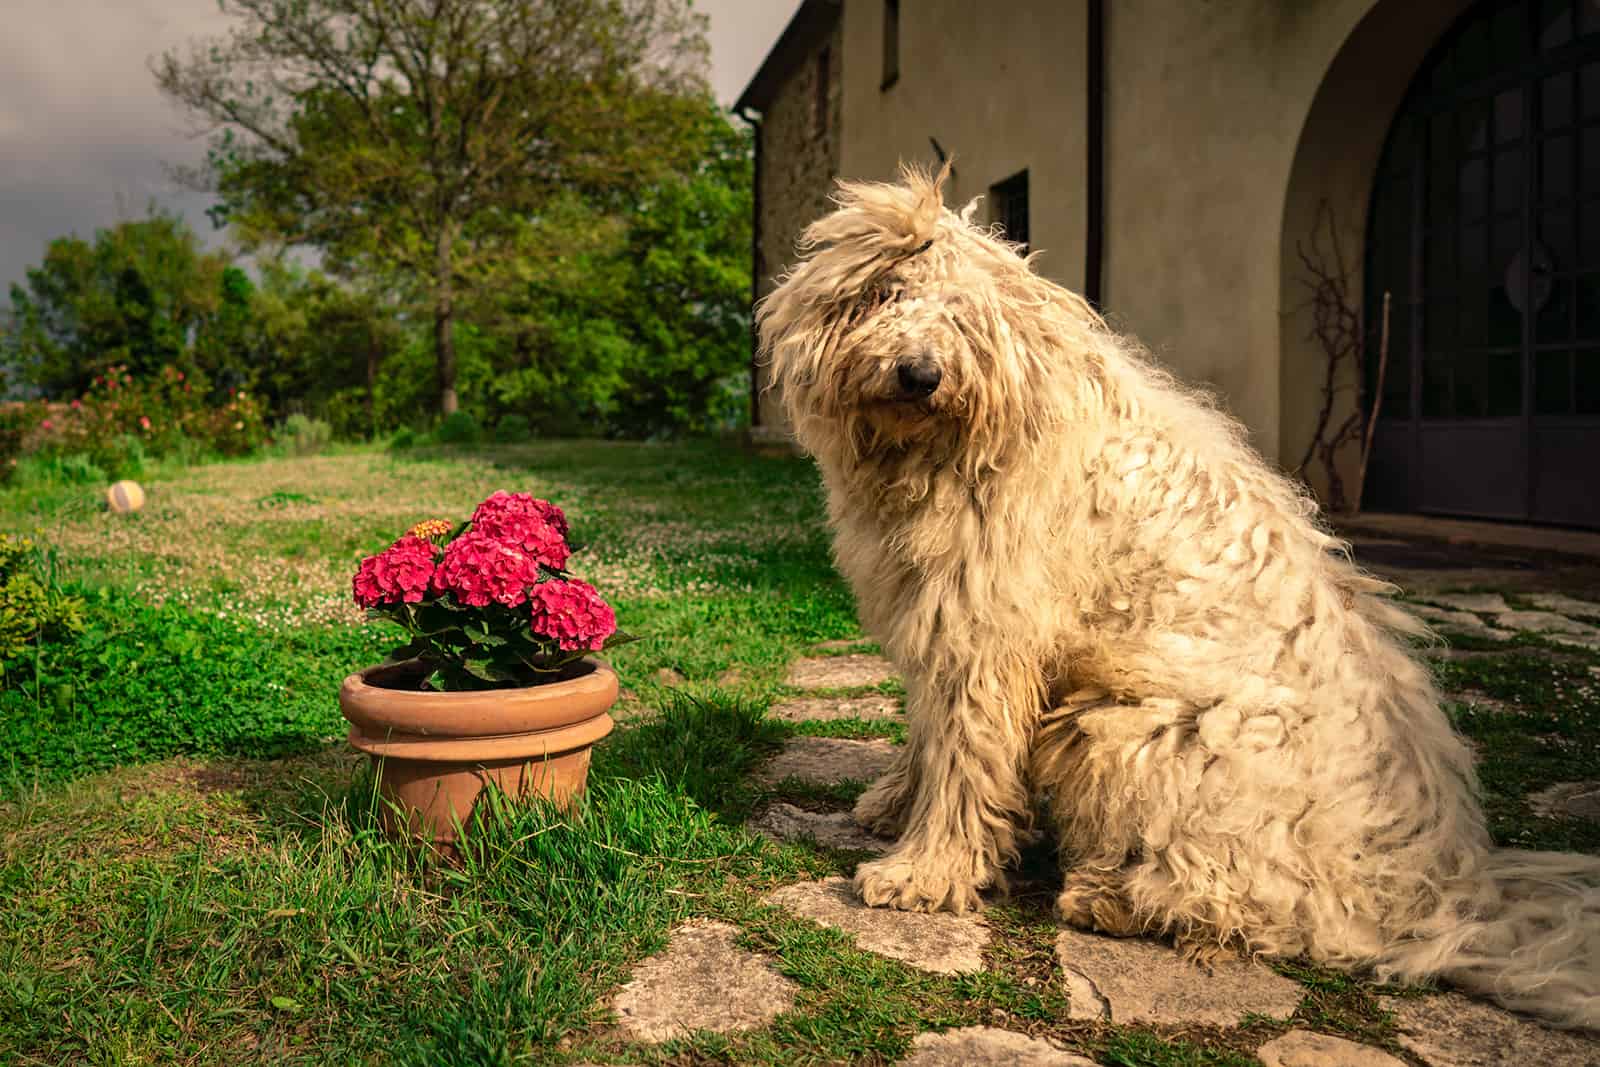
[1293,200,1391,514]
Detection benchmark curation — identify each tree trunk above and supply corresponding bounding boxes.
[434,224,458,416]
[365,328,379,437]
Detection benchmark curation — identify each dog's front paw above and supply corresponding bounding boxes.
[854,853,985,914]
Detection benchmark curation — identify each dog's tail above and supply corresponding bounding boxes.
[1375,848,1600,1029]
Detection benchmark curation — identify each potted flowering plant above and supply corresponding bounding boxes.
[338,490,634,849]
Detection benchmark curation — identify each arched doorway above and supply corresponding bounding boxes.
[1364,0,1600,527]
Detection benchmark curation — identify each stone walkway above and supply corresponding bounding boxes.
[602,618,1600,1064]
[1406,590,1600,651]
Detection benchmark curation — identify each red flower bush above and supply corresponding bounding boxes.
[471,491,571,558]
[352,535,439,608]
[430,530,543,608]
[351,490,630,691]
[529,579,616,652]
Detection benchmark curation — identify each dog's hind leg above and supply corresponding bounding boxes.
[852,651,1038,914]
[1057,863,1145,938]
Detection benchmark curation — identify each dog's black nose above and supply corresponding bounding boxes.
[896,360,942,398]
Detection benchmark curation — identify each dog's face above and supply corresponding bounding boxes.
[819,252,980,439]
[758,165,1089,463]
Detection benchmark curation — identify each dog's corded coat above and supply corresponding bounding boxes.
[756,164,1600,1031]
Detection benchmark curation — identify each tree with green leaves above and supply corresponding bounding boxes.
[245,258,403,435]
[154,0,713,417]
[3,212,230,397]
[474,101,752,436]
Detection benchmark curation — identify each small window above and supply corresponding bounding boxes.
[991,170,1030,253]
[815,47,830,137]
[882,0,900,89]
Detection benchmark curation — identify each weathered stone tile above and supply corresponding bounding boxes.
[1423,593,1512,614]
[1494,610,1600,636]
[767,694,903,722]
[900,1027,1095,1066]
[1527,593,1600,619]
[1409,603,1494,630]
[611,921,797,1043]
[785,653,897,689]
[765,877,988,974]
[1384,992,1600,1067]
[757,736,898,785]
[1256,1029,1405,1067]
[748,802,891,853]
[1053,928,1302,1026]
[1528,780,1600,822]
[1407,603,1518,641]
[1550,632,1600,651]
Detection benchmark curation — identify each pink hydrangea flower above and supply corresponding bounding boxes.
[528,578,616,652]
[353,535,438,608]
[430,530,544,608]
[470,491,570,569]
[474,490,570,538]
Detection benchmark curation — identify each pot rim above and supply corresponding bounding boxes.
[347,712,614,762]
[339,656,619,739]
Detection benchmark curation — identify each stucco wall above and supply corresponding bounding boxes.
[752,19,843,432]
[1099,0,1399,467]
[836,0,1088,291]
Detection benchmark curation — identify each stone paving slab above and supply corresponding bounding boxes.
[765,877,989,974]
[1053,928,1303,1026]
[1494,610,1600,636]
[900,1027,1095,1066]
[1383,992,1600,1067]
[748,802,891,853]
[611,921,798,1043]
[1528,780,1600,821]
[1405,603,1515,640]
[757,736,899,785]
[1256,1029,1405,1067]
[1528,592,1600,618]
[785,653,898,689]
[768,694,903,722]
[1551,632,1600,651]
[1422,593,1513,614]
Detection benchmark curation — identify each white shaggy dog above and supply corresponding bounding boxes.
[757,164,1600,1031]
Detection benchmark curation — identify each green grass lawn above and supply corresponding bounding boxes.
[1,440,1595,1065]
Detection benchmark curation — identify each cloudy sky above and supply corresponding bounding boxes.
[0,0,801,300]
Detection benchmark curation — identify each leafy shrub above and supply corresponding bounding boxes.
[436,410,481,445]
[322,387,377,441]
[196,388,269,456]
[26,364,268,463]
[13,453,109,487]
[0,588,386,779]
[388,427,416,451]
[0,404,43,485]
[279,413,332,456]
[493,413,533,443]
[0,535,85,680]
[97,433,147,480]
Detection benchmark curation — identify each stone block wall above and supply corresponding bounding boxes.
[752,19,842,435]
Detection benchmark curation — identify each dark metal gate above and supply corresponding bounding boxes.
[1364,0,1600,527]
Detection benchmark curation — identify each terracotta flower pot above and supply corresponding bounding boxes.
[338,657,617,849]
